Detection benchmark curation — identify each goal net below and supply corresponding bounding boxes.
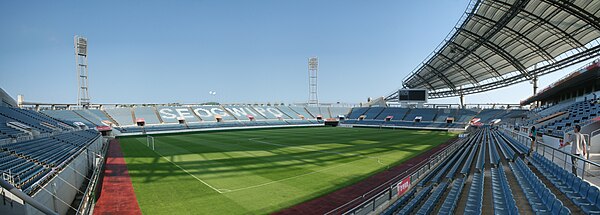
[147,135,155,150]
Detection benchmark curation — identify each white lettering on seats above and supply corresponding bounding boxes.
[193,108,212,118]
[211,108,227,116]
[253,107,268,117]
[226,107,249,117]
[159,109,177,119]
[176,109,194,118]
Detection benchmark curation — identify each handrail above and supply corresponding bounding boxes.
[75,138,109,215]
[27,133,102,195]
[328,136,465,214]
[591,128,600,138]
[0,178,58,215]
[500,127,600,181]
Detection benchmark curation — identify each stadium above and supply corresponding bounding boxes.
[1,0,600,215]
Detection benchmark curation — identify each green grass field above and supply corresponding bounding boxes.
[119,127,455,214]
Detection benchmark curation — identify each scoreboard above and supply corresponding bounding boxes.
[398,89,428,102]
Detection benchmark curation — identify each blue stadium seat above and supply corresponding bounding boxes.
[396,185,433,215]
[464,172,484,214]
[438,177,465,215]
[415,182,448,215]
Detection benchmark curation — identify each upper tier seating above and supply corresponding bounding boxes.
[188,105,236,121]
[347,107,369,119]
[473,109,505,123]
[0,116,26,139]
[305,107,325,118]
[222,106,266,120]
[539,101,600,137]
[328,107,350,118]
[248,106,289,119]
[133,107,162,124]
[74,109,107,126]
[104,108,134,126]
[456,109,478,123]
[86,109,116,125]
[361,107,385,120]
[288,107,314,119]
[435,108,458,123]
[277,106,304,119]
[0,107,66,133]
[42,110,96,127]
[374,107,409,120]
[404,108,438,121]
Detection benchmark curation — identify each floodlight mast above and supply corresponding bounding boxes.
[75,35,91,107]
[308,57,319,106]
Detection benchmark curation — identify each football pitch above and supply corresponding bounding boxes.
[119,126,456,214]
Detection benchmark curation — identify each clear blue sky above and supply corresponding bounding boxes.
[0,0,592,105]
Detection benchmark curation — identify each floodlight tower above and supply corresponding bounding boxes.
[308,57,319,106]
[74,35,90,107]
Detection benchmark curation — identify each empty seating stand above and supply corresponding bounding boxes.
[133,107,162,124]
[0,107,56,133]
[288,106,315,119]
[445,143,473,179]
[488,129,501,167]
[0,129,100,194]
[328,107,350,118]
[374,107,409,120]
[497,131,529,155]
[73,109,105,126]
[475,135,486,172]
[464,172,484,214]
[528,153,600,214]
[438,177,465,215]
[304,106,325,118]
[491,164,518,214]
[361,107,385,120]
[404,108,438,121]
[104,108,134,126]
[42,110,96,127]
[347,107,369,119]
[415,182,448,215]
[461,131,482,175]
[509,159,570,214]
[381,189,417,215]
[493,130,517,161]
[396,185,433,215]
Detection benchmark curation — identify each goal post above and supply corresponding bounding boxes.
[147,135,155,150]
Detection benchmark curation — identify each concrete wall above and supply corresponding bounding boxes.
[0,187,26,215]
[582,121,600,153]
[1,136,103,215]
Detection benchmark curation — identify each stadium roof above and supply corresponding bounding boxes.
[387,0,600,101]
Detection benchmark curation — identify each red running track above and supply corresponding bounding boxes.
[273,138,457,215]
[93,139,141,215]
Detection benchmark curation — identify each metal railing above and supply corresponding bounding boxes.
[75,138,109,215]
[500,127,600,184]
[325,136,466,215]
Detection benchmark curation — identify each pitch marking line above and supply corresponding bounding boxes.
[141,137,391,194]
[222,155,365,193]
[247,138,389,163]
[207,138,390,193]
[141,140,225,194]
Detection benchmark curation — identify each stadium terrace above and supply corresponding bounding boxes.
[2,0,600,215]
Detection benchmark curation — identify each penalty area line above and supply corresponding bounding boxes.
[219,138,390,193]
[141,140,225,194]
[248,138,390,163]
[223,156,363,193]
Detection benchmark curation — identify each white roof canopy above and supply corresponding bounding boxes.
[388,0,600,100]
